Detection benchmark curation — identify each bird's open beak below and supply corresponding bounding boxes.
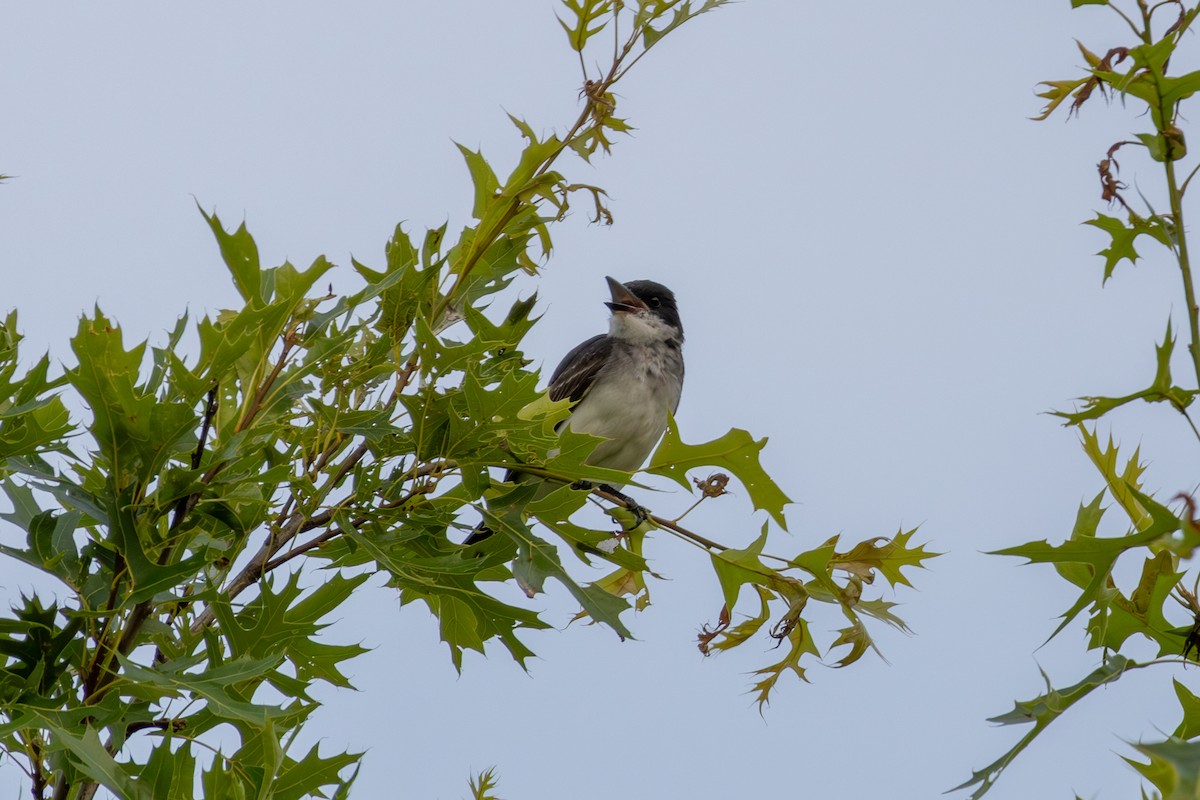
[604,276,648,314]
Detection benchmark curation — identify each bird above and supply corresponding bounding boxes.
[464,276,685,544]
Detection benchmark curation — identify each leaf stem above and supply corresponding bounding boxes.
[1180,405,1200,443]
[1165,158,1200,388]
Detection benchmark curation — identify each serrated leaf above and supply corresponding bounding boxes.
[1128,738,1200,798]
[992,483,1179,642]
[269,744,361,800]
[830,528,936,589]
[138,736,195,800]
[49,725,155,800]
[710,527,771,610]
[1083,213,1172,282]
[485,508,632,640]
[1173,679,1200,740]
[648,417,791,528]
[1054,490,1106,589]
[558,0,612,51]
[201,206,262,305]
[952,656,1130,799]
[828,617,877,669]
[1079,426,1151,530]
[704,585,772,654]
[749,617,819,712]
[120,655,289,728]
[470,768,502,800]
[1090,550,1181,653]
[108,490,205,606]
[1032,77,1091,121]
[1052,321,1197,423]
[456,143,502,221]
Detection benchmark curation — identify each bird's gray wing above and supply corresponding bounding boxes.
[548,334,611,405]
[489,334,611,496]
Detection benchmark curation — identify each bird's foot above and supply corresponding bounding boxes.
[572,481,650,530]
[598,484,649,530]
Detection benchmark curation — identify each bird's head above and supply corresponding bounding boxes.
[605,276,683,344]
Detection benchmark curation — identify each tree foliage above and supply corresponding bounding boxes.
[957,2,1200,796]
[0,3,932,798]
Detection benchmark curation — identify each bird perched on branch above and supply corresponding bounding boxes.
[464,276,685,544]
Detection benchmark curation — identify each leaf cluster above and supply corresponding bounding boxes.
[0,3,934,797]
[962,2,1200,796]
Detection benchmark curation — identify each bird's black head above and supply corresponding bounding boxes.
[606,277,683,337]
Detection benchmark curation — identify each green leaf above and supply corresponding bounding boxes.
[1127,738,1200,798]
[353,224,436,341]
[108,490,206,605]
[1083,213,1172,283]
[1052,322,1197,423]
[557,0,612,51]
[470,768,502,800]
[120,655,289,728]
[710,526,771,610]
[640,0,731,52]
[50,726,155,800]
[269,744,361,800]
[749,616,819,711]
[1053,490,1106,589]
[1172,679,1200,740]
[830,528,937,589]
[1160,70,1200,107]
[68,311,197,488]
[992,482,1179,642]
[0,322,72,464]
[138,736,196,800]
[828,617,876,669]
[952,656,1130,799]
[456,143,502,220]
[1146,319,1199,410]
[1078,426,1151,531]
[212,573,370,690]
[703,584,772,654]
[648,416,791,528]
[1031,77,1091,121]
[1089,550,1181,653]
[350,522,551,670]
[201,206,263,305]
[1136,132,1170,162]
[484,508,633,640]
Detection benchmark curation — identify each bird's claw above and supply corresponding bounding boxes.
[572,481,650,530]
[598,483,649,531]
[623,501,649,531]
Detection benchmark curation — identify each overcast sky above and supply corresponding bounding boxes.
[2,2,1196,798]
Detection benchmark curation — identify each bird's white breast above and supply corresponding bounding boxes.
[565,339,683,475]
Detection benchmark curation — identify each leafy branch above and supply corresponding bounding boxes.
[962,1,1200,796]
[0,3,932,798]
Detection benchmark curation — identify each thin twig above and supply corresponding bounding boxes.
[434,21,648,323]
[264,480,441,571]
[1180,405,1200,444]
[593,487,729,552]
[235,333,296,436]
[114,386,220,660]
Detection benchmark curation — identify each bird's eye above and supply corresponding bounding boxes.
[649,297,661,308]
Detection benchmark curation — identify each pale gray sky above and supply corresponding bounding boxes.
[1,2,1193,798]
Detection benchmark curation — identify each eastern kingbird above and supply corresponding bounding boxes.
[464,276,685,544]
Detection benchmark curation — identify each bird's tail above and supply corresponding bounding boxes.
[462,522,493,546]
